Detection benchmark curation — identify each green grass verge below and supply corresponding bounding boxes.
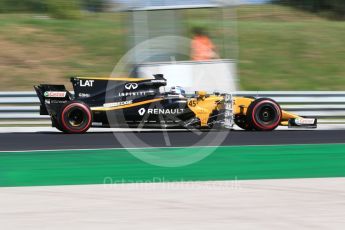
[1,144,345,187]
[0,5,344,90]
[238,20,345,90]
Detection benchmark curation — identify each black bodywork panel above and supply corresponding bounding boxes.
[35,75,197,128]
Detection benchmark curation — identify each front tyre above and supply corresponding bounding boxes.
[58,101,92,134]
[247,98,282,131]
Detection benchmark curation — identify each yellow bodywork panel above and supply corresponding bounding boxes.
[232,97,255,115]
[188,95,303,127]
[187,95,223,127]
[76,77,151,82]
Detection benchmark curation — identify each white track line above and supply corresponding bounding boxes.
[2,142,345,154]
[1,178,345,230]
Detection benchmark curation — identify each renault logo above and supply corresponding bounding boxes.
[125,83,138,90]
[138,108,146,116]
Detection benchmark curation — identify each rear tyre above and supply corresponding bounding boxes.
[247,98,282,131]
[52,117,63,132]
[58,101,92,134]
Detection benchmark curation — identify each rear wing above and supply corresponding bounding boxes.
[34,85,72,115]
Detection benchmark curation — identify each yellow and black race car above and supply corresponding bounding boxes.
[34,74,317,133]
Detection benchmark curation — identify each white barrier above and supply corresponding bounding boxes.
[1,91,345,125]
[138,60,238,93]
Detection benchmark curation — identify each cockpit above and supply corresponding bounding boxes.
[166,86,186,98]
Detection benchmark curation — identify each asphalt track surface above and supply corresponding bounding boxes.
[1,129,345,151]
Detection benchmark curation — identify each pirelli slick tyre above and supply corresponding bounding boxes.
[247,98,282,131]
[51,117,63,132]
[58,101,92,134]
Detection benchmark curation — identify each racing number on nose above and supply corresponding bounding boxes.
[188,99,197,107]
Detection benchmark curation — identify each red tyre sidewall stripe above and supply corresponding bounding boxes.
[251,100,281,130]
[61,103,92,133]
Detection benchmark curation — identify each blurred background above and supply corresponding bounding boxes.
[0,0,344,90]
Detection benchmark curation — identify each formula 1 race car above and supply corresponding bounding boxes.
[34,74,317,133]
